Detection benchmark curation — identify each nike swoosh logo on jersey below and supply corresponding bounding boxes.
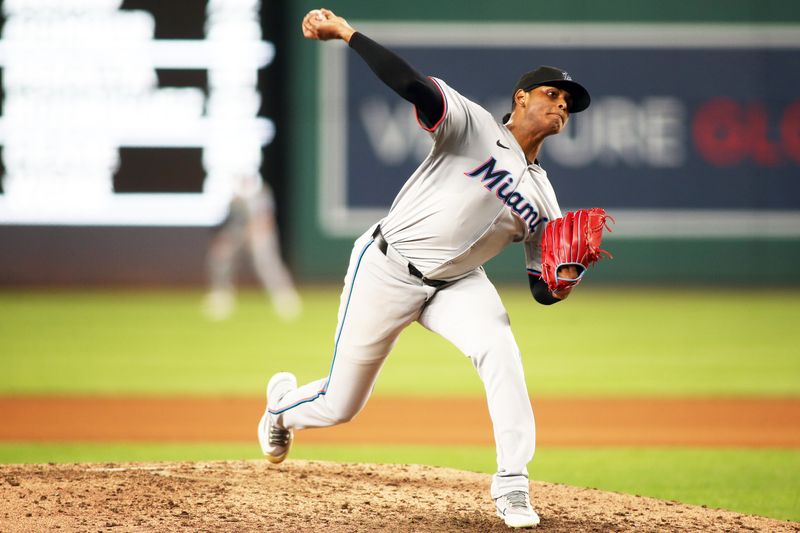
[496,139,509,150]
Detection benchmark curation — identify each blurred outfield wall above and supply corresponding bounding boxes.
[285,0,800,284]
[0,0,798,286]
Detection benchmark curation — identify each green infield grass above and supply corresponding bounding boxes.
[0,442,797,522]
[0,286,798,396]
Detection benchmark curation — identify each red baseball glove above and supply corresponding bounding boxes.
[540,208,614,292]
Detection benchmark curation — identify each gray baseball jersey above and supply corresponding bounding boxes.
[380,78,563,281]
[269,77,556,500]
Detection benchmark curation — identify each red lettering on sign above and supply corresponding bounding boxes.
[781,101,800,164]
[693,98,800,167]
[748,102,781,166]
[692,98,746,166]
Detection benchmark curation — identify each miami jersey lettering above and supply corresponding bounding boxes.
[464,157,548,234]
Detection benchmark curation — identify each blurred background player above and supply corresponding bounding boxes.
[203,174,301,321]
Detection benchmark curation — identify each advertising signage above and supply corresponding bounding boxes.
[318,23,800,238]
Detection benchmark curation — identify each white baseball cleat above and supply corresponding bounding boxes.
[257,372,298,464]
[495,490,541,528]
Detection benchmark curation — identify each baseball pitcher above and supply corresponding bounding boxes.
[259,8,611,529]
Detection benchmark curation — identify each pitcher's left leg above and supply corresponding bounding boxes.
[418,269,535,499]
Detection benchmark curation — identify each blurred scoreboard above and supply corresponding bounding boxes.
[0,0,274,225]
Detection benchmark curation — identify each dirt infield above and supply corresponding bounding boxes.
[2,396,800,446]
[1,459,798,533]
[2,397,799,531]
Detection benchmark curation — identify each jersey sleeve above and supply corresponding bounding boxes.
[418,78,482,145]
[524,175,563,278]
[524,210,553,278]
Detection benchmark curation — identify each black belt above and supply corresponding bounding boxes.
[372,226,449,288]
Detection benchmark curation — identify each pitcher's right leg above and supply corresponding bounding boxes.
[418,269,535,501]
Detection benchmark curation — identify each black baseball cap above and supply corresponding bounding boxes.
[512,65,591,113]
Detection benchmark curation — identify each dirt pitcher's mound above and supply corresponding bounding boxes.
[0,460,796,533]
